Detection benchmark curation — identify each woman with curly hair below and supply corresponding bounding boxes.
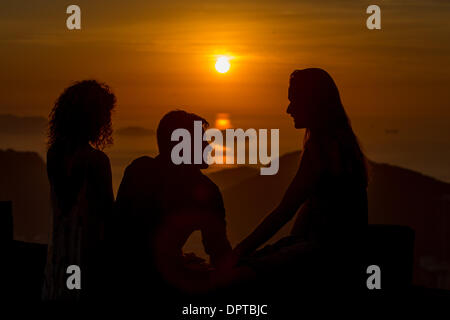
[42,80,116,301]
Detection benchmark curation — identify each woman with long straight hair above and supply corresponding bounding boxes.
[234,69,368,281]
[43,80,116,301]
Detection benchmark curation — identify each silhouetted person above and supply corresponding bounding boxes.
[42,80,115,301]
[234,69,368,287]
[114,110,232,296]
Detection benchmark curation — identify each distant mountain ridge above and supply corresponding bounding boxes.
[116,126,155,137]
[0,149,50,243]
[0,114,47,135]
[0,115,158,138]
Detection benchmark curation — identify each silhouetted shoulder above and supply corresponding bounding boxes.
[48,144,109,165]
[130,155,156,166]
[200,174,221,194]
[74,149,112,181]
[124,156,157,176]
[116,156,159,202]
[88,149,111,168]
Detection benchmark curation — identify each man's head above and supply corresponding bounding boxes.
[157,110,210,168]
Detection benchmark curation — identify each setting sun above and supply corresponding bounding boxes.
[214,113,232,130]
[215,56,231,73]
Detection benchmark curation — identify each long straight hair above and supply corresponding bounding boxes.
[290,68,368,186]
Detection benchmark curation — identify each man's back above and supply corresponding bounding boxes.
[114,155,232,292]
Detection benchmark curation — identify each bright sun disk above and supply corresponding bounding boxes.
[215,56,231,73]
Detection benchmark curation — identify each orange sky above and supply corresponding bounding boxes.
[1,0,450,128]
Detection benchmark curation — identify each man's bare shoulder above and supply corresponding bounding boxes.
[123,156,159,180]
[128,156,156,169]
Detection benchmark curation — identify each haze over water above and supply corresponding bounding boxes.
[1,114,449,193]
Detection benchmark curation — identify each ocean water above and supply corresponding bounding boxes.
[352,115,450,183]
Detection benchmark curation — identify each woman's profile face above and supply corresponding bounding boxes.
[286,85,312,129]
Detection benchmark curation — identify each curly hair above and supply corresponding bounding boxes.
[48,80,116,150]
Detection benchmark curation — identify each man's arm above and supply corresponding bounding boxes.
[200,183,232,267]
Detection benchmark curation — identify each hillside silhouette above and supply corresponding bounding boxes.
[0,149,50,243]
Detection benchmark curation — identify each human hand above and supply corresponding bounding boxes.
[216,250,240,271]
